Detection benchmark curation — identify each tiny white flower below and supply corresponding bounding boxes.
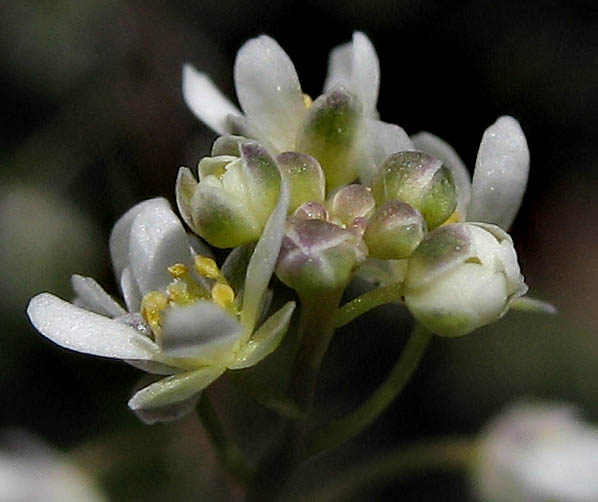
[0,430,107,502]
[182,32,413,190]
[27,182,294,424]
[473,402,598,502]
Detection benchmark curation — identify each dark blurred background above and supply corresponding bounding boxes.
[1,1,598,500]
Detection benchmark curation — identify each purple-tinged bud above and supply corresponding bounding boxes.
[276,218,367,293]
[293,201,329,221]
[296,87,362,190]
[327,184,375,227]
[363,201,426,260]
[277,152,325,212]
[372,151,457,229]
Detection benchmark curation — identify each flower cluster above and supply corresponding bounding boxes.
[28,32,536,421]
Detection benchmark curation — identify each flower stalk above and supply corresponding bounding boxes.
[306,323,433,456]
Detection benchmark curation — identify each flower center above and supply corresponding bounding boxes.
[140,256,237,338]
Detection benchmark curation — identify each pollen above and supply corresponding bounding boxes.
[140,291,168,336]
[195,256,221,280]
[211,283,235,309]
[303,93,313,108]
[167,263,188,278]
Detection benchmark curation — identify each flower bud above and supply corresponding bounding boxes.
[403,222,527,336]
[293,201,329,221]
[327,184,375,227]
[363,201,426,260]
[372,151,457,229]
[276,152,325,212]
[296,87,362,190]
[176,142,281,248]
[276,218,367,293]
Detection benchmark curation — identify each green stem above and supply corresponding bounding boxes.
[306,323,433,456]
[335,282,403,328]
[198,392,253,483]
[296,436,475,501]
[248,291,343,501]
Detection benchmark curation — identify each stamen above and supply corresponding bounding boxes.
[303,93,313,108]
[140,291,168,336]
[195,256,221,280]
[211,283,235,309]
[167,263,188,278]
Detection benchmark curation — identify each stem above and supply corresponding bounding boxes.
[335,282,403,328]
[297,436,475,501]
[198,392,253,483]
[248,290,343,501]
[306,323,433,456]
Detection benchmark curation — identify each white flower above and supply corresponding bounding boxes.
[182,32,413,190]
[403,222,527,336]
[473,402,598,502]
[27,182,294,424]
[0,430,107,502]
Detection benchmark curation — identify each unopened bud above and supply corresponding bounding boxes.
[372,151,457,229]
[276,218,367,293]
[296,87,362,190]
[277,152,325,212]
[404,222,527,336]
[176,141,281,248]
[293,201,329,221]
[363,201,426,260]
[327,184,375,227]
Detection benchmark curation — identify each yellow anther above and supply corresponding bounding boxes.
[211,283,235,309]
[140,291,168,335]
[303,93,313,108]
[167,282,194,305]
[167,263,188,278]
[195,256,221,280]
[443,210,461,225]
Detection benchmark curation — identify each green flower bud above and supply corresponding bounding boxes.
[277,152,325,212]
[372,151,457,229]
[363,201,426,260]
[404,222,527,337]
[327,184,375,227]
[176,141,281,248]
[276,218,367,294]
[296,87,362,191]
[293,201,329,221]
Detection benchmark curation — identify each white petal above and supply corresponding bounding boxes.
[119,267,141,312]
[71,275,126,318]
[182,64,241,134]
[468,116,530,229]
[324,32,380,117]
[234,35,305,151]
[357,118,414,186]
[128,366,225,411]
[128,201,193,294]
[132,391,201,424]
[27,293,158,360]
[411,131,471,218]
[109,198,172,282]
[229,301,295,370]
[241,176,290,331]
[324,41,351,93]
[126,359,181,375]
[160,301,244,363]
[175,167,198,230]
